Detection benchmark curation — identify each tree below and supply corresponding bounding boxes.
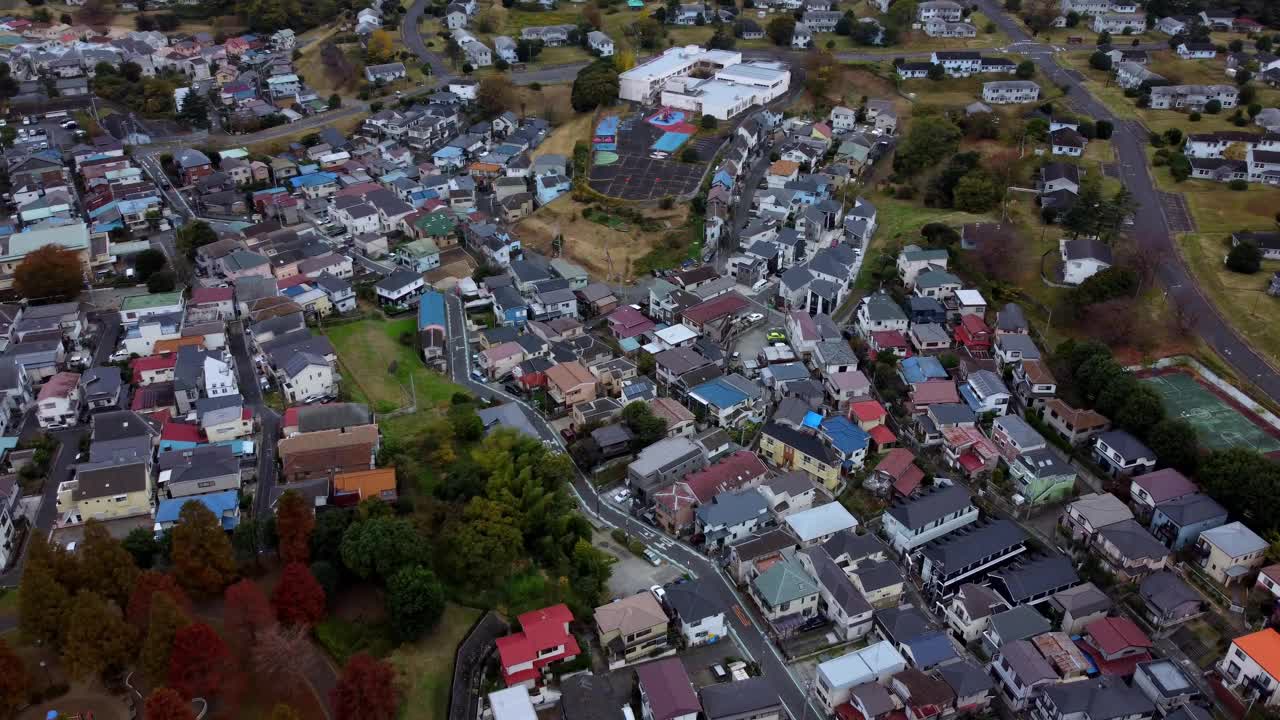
[275,490,315,564]
[176,221,218,259]
[477,75,516,117]
[18,540,72,647]
[14,244,84,302]
[341,516,426,580]
[127,570,192,629]
[953,170,1003,212]
[1168,152,1192,181]
[311,508,354,565]
[79,519,140,608]
[622,401,668,448]
[1227,241,1262,273]
[0,638,30,716]
[1016,60,1035,79]
[270,705,302,720]
[570,61,620,112]
[328,94,341,109]
[171,500,237,597]
[1115,385,1166,436]
[1089,51,1112,71]
[447,404,484,442]
[385,565,445,641]
[141,592,192,685]
[135,249,168,280]
[442,497,524,589]
[895,115,962,176]
[331,653,399,720]
[613,48,637,71]
[366,30,396,64]
[223,579,275,660]
[63,590,139,681]
[144,688,196,720]
[1147,418,1200,474]
[272,562,326,628]
[168,623,231,700]
[252,623,317,697]
[766,15,796,45]
[176,90,211,129]
[148,270,177,293]
[1095,120,1113,139]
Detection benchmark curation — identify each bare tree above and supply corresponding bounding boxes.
[252,624,318,696]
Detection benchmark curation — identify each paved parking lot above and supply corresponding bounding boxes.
[1160,191,1196,232]
[594,529,686,597]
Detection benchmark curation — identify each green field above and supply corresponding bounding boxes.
[323,314,463,414]
[390,604,483,720]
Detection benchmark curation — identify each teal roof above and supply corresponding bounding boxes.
[121,291,183,311]
[752,557,818,607]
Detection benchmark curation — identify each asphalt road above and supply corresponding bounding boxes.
[227,320,281,524]
[971,0,1280,403]
[441,294,824,719]
[0,425,87,588]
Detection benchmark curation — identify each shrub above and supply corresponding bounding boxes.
[1189,112,1201,121]
[1229,179,1248,191]
[1226,241,1262,273]
[659,195,675,209]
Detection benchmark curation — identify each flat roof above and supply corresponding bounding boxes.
[621,46,742,81]
[121,291,184,311]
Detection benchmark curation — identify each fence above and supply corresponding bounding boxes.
[448,611,509,720]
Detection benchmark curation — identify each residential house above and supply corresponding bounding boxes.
[1217,628,1280,707]
[1094,520,1169,581]
[1137,571,1202,629]
[1062,492,1133,542]
[881,485,979,553]
[636,659,700,720]
[1048,582,1113,634]
[749,556,820,626]
[814,642,907,712]
[37,372,81,429]
[988,555,1080,606]
[495,604,581,688]
[1149,493,1227,551]
[664,580,727,647]
[1092,431,1156,478]
[1043,399,1110,446]
[593,592,669,668]
[1195,521,1267,584]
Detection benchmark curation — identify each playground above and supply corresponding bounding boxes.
[1141,371,1280,454]
[588,109,716,201]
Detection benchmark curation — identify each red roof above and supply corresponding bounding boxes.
[282,406,300,429]
[191,286,234,304]
[161,420,204,443]
[958,452,984,474]
[37,372,80,401]
[959,314,991,334]
[850,400,887,424]
[682,292,749,325]
[276,274,310,290]
[893,467,924,498]
[495,603,580,686]
[877,448,916,478]
[869,424,897,446]
[1085,616,1152,656]
[836,704,866,720]
[682,450,767,503]
[132,353,177,383]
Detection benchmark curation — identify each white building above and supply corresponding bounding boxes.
[279,352,336,404]
[587,31,614,57]
[36,371,81,429]
[659,61,792,121]
[982,81,1041,104]
[203,354,238,398]
[1059,238,1113,285]
[815,642,907,711]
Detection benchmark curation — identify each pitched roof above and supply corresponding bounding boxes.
[887,485,972,530]
[1234,629,1280,683]
[1133,468,1198,505]
[752,556,819,607]
[594,592,667,635]
[635,659,700,720]
[1200,521,1267,558]
[1085,616,1152,655]
[1098,519,1168,561]
[699,677,779,720]
[1138,571,1199,615]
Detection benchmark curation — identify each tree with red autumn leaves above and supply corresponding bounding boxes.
[0,637,30,716]
[331,653,399,720]
[274,490,315,564]
[167,623,231,700]
[144,688,195,720]
[128,570,193,629]
[223,579,274,659]
[271,563,326,628]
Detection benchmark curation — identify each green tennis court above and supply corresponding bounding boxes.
[1141,373,1280,453]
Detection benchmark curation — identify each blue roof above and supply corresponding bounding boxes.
[289,171,337,188]
[802,411,824,429]
[820,416,870,456]
[901,355,948,384]
[418,291,446,330]
[905,631,959,669]
[619,336,642,352]
[958,384,983,413]
[155,490,240,531]
[713,170,734,188]
[434,146,463,158]
[691,377,749,408]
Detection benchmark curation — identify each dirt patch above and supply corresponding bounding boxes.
[517,198,690,282]
[514,84,576,126]
[534,109,593,161]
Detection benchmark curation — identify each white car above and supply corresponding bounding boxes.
[650,585,666,603]
[746,312,764,323]
[751,279,769,292]
[613,488,630,503]
[108,349,130,363]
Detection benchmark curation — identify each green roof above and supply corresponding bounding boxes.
[398,238,440,259]
[414,211,457,237]
[751,557,818,607]
[120,291,184,311]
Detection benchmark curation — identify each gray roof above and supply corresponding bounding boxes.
[731,528,799,560]
[283,351,328,379]
[91,409,159,442]
[851,558,902,593]
[955,584,1006,621]
[591,423,633,448]
[996,303,1028,331]
[1063,238,1114,263]
[561,674,625,720]
[1050,582,1112,616]
[911,323,950,345]
[849,683,896,717]
[1014,448,1073,480]
[874,604,934,644]
[992,555,1079,603]
[1199,521,1267,559]
[700,678,780,720]
[887,485,972,530]
[937,660,994,698]
[967,369,1007,397]
[80,366,122,399]
[1000,639,1057,684]
[989,605,1051,643]
[862,292,907,322]
[663,580,723,623]
[1155,493,1226,526]
[296,402,372,432]
[996,333,1041,359]
[1041,677,1156,720]
[919,519,1027,576]
[697,488,769,528]
[1139,571,1200,615]
[994,414,1043,449]
[1134,659,1196,700]
[929,403,977,426]
[805,545,873,617]
[1096,430,1154,462]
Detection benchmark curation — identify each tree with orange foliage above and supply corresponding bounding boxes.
[13,245,84,301]
[272,563,326,628]
[144,688,195,720]
[128,570,192,629]
[0,637,30,716]
[274,490,314,564]
[331,653,399,720]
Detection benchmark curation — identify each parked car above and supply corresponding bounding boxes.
[746,312,764,323]
[643,548,663,566]
[751,279,769,293]
[108,348,130,363]
[613,488,630,503]
[766,329,786,343]
[649,584,666,603]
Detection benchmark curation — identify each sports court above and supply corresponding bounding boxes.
[588,109,715,201]
[1141,372,1280,453]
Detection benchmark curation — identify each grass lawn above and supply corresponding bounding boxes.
[323,314,465,414]
[0,588,16,619]
[1177,233,1280,365]
[534,110,592,159]
[854,195,990,292]
[389,604,483,720]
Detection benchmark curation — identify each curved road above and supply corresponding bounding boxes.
[972,0,1280,402]
[400,2,1280,403]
